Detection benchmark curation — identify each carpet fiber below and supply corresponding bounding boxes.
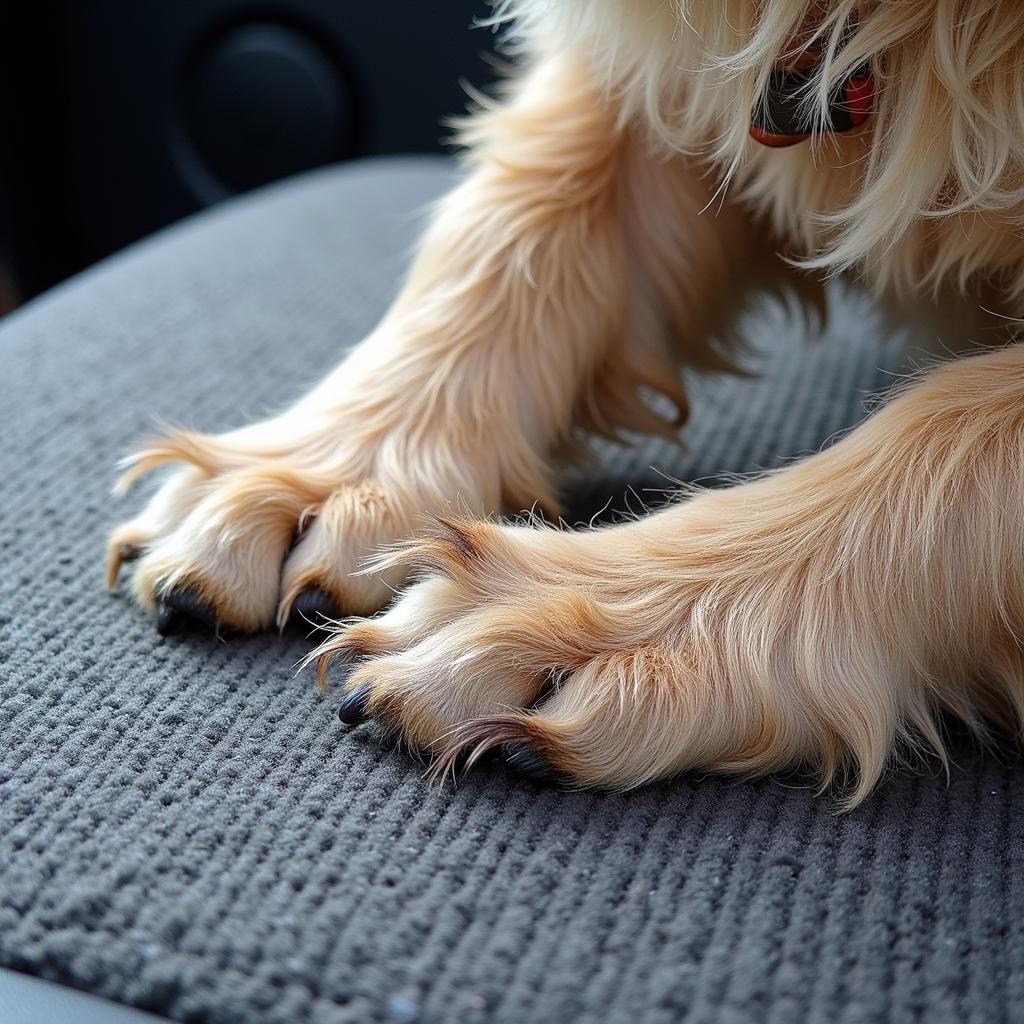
[1,158,1021,1024]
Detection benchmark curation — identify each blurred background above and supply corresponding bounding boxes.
[0,0,495,314]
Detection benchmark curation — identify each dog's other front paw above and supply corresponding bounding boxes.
[310,457,981,807]
[309,513,842,796]
[297,345,1024,806]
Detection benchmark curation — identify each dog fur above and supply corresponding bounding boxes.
[109,0,1024,806]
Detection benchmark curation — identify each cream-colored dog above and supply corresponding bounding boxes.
[108,0,1024,805]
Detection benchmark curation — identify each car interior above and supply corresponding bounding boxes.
[1,3,1020,1023]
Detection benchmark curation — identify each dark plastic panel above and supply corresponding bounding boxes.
[4,1,496,296]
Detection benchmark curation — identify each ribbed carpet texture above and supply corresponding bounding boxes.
[1,158,1022,1024]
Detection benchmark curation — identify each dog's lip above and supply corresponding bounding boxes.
[748,125,812,148]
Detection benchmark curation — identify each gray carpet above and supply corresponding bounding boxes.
[1,157,1022,1024]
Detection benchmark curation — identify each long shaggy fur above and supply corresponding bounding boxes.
[501,0,1024,298]
[110,0,1024,805]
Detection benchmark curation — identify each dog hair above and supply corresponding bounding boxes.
[109,0,1024,806]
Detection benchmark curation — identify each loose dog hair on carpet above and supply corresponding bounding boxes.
[110,0,1024,807]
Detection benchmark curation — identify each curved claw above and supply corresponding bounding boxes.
[504,742,564,785]
[156,585,217,635]
[118,542,143,564]
[106,541,145,589]
[338,682,372,727]
[156,599,182,637]
[289,585,341,629]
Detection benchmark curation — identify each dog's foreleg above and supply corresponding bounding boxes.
[318,343,1024,805]
[111,48,759,630]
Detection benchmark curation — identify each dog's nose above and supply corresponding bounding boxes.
[156,585,218,636]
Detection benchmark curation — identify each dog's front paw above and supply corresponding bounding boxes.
[106,418,495,634]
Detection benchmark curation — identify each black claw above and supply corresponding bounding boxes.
[118,543,142,563]
[156,599,183,637]
[290,586,341,628]
[337,683,372,727]
[157,585,217,634]
[504,742,562,784]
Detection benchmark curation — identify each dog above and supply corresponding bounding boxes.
[107,0,1024,806]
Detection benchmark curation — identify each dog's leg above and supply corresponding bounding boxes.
[317,344,1024,805]
[108,50,759,633]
